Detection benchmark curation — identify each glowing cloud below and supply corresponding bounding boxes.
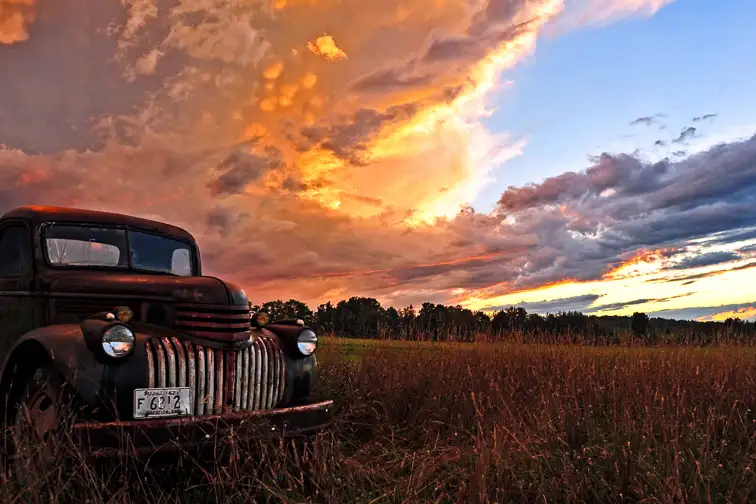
[699,306,756,322]
[307,34,347,60]
[0,0,36,44]
[6,0,746,321]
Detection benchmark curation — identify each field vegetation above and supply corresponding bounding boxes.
[3,336,756,503]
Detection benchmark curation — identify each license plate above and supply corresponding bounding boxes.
[133,387,193,419]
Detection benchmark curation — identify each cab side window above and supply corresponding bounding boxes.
[0,225,32,277]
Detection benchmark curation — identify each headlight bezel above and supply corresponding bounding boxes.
[100,323,136,359]
[296,328,318,356]
[251,311,270,328]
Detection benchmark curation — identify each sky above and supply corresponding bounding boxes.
[1,0,755,322]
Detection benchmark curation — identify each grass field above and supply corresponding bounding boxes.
[4,336,756,503]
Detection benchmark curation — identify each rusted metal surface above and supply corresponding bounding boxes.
[254,343,263,409]
[0,205,327,449]
[145,335,286,417]
[154,340,166,387]
[173,303,251,343]
[196,345,205,415]
[164,339,176,387]
[146,342,155,388]
[206,347,214,414]
[171,337,186,387]
[214,349,223,414]
[276,342,286,401]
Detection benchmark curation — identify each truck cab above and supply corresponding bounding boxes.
[0,206,331,457]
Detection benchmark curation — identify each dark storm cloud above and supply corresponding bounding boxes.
[710,227,756,246]
[740,244,756,253]
[669,251,740,270]
[497,153,670,211]
[207,146,284,196]
[479,133,756,295]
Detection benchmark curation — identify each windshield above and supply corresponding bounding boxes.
[44,224,195,276]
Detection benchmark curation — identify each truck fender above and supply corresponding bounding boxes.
[0,324,106,421]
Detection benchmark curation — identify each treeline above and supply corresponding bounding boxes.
[250,297,756,345]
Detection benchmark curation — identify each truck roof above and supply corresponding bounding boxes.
[1,206,196,243]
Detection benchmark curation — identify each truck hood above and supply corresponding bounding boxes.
[48,271,249,306]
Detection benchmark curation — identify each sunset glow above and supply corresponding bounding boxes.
[2,0,755,321]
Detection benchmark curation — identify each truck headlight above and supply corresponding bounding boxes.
[297,329,317,356]
[102,324,135,358]
[251,311,270,328]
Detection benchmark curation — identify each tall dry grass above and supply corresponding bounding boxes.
[2,340,756,503]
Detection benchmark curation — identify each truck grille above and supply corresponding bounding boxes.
[145,335,286,414]
[173,303,252,343]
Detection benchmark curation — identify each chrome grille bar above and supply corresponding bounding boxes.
[196,345,206,416]
[206,348,215,415]
[171,338,187,387]
[144,335,286,417]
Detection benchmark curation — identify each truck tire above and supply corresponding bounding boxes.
[5,362,63,481]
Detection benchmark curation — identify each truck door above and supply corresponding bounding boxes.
[0,222,35,358]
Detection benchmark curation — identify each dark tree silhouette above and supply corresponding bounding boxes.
[248,297,755,346]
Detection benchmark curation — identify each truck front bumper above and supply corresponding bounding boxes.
[70,399,334,457]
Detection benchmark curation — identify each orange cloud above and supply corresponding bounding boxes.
[307,34,347,60]
[0,0,36,44]
[0,0,715,313]
[699,306,756,322]
[602,248,675,280]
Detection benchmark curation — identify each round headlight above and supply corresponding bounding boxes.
[297,328,317,356]
[252,311,270,327]
[102,324,135,358]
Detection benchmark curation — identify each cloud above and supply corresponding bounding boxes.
[629,113,666,127]
[5,0,747,316]
[585,293,692,313]
[549,0,674,31]
[660,261,756,284]
[630,116,654,126]
[207,145,285,196]
[0,0,570,304]
[669,251,740,270]
[307,35,347,60]
[692,113,716,123]
[0,0,36,45]
[650,303,756,322]
[698,305,756,322]
[489,293,602,314]
[673,126,697,144]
